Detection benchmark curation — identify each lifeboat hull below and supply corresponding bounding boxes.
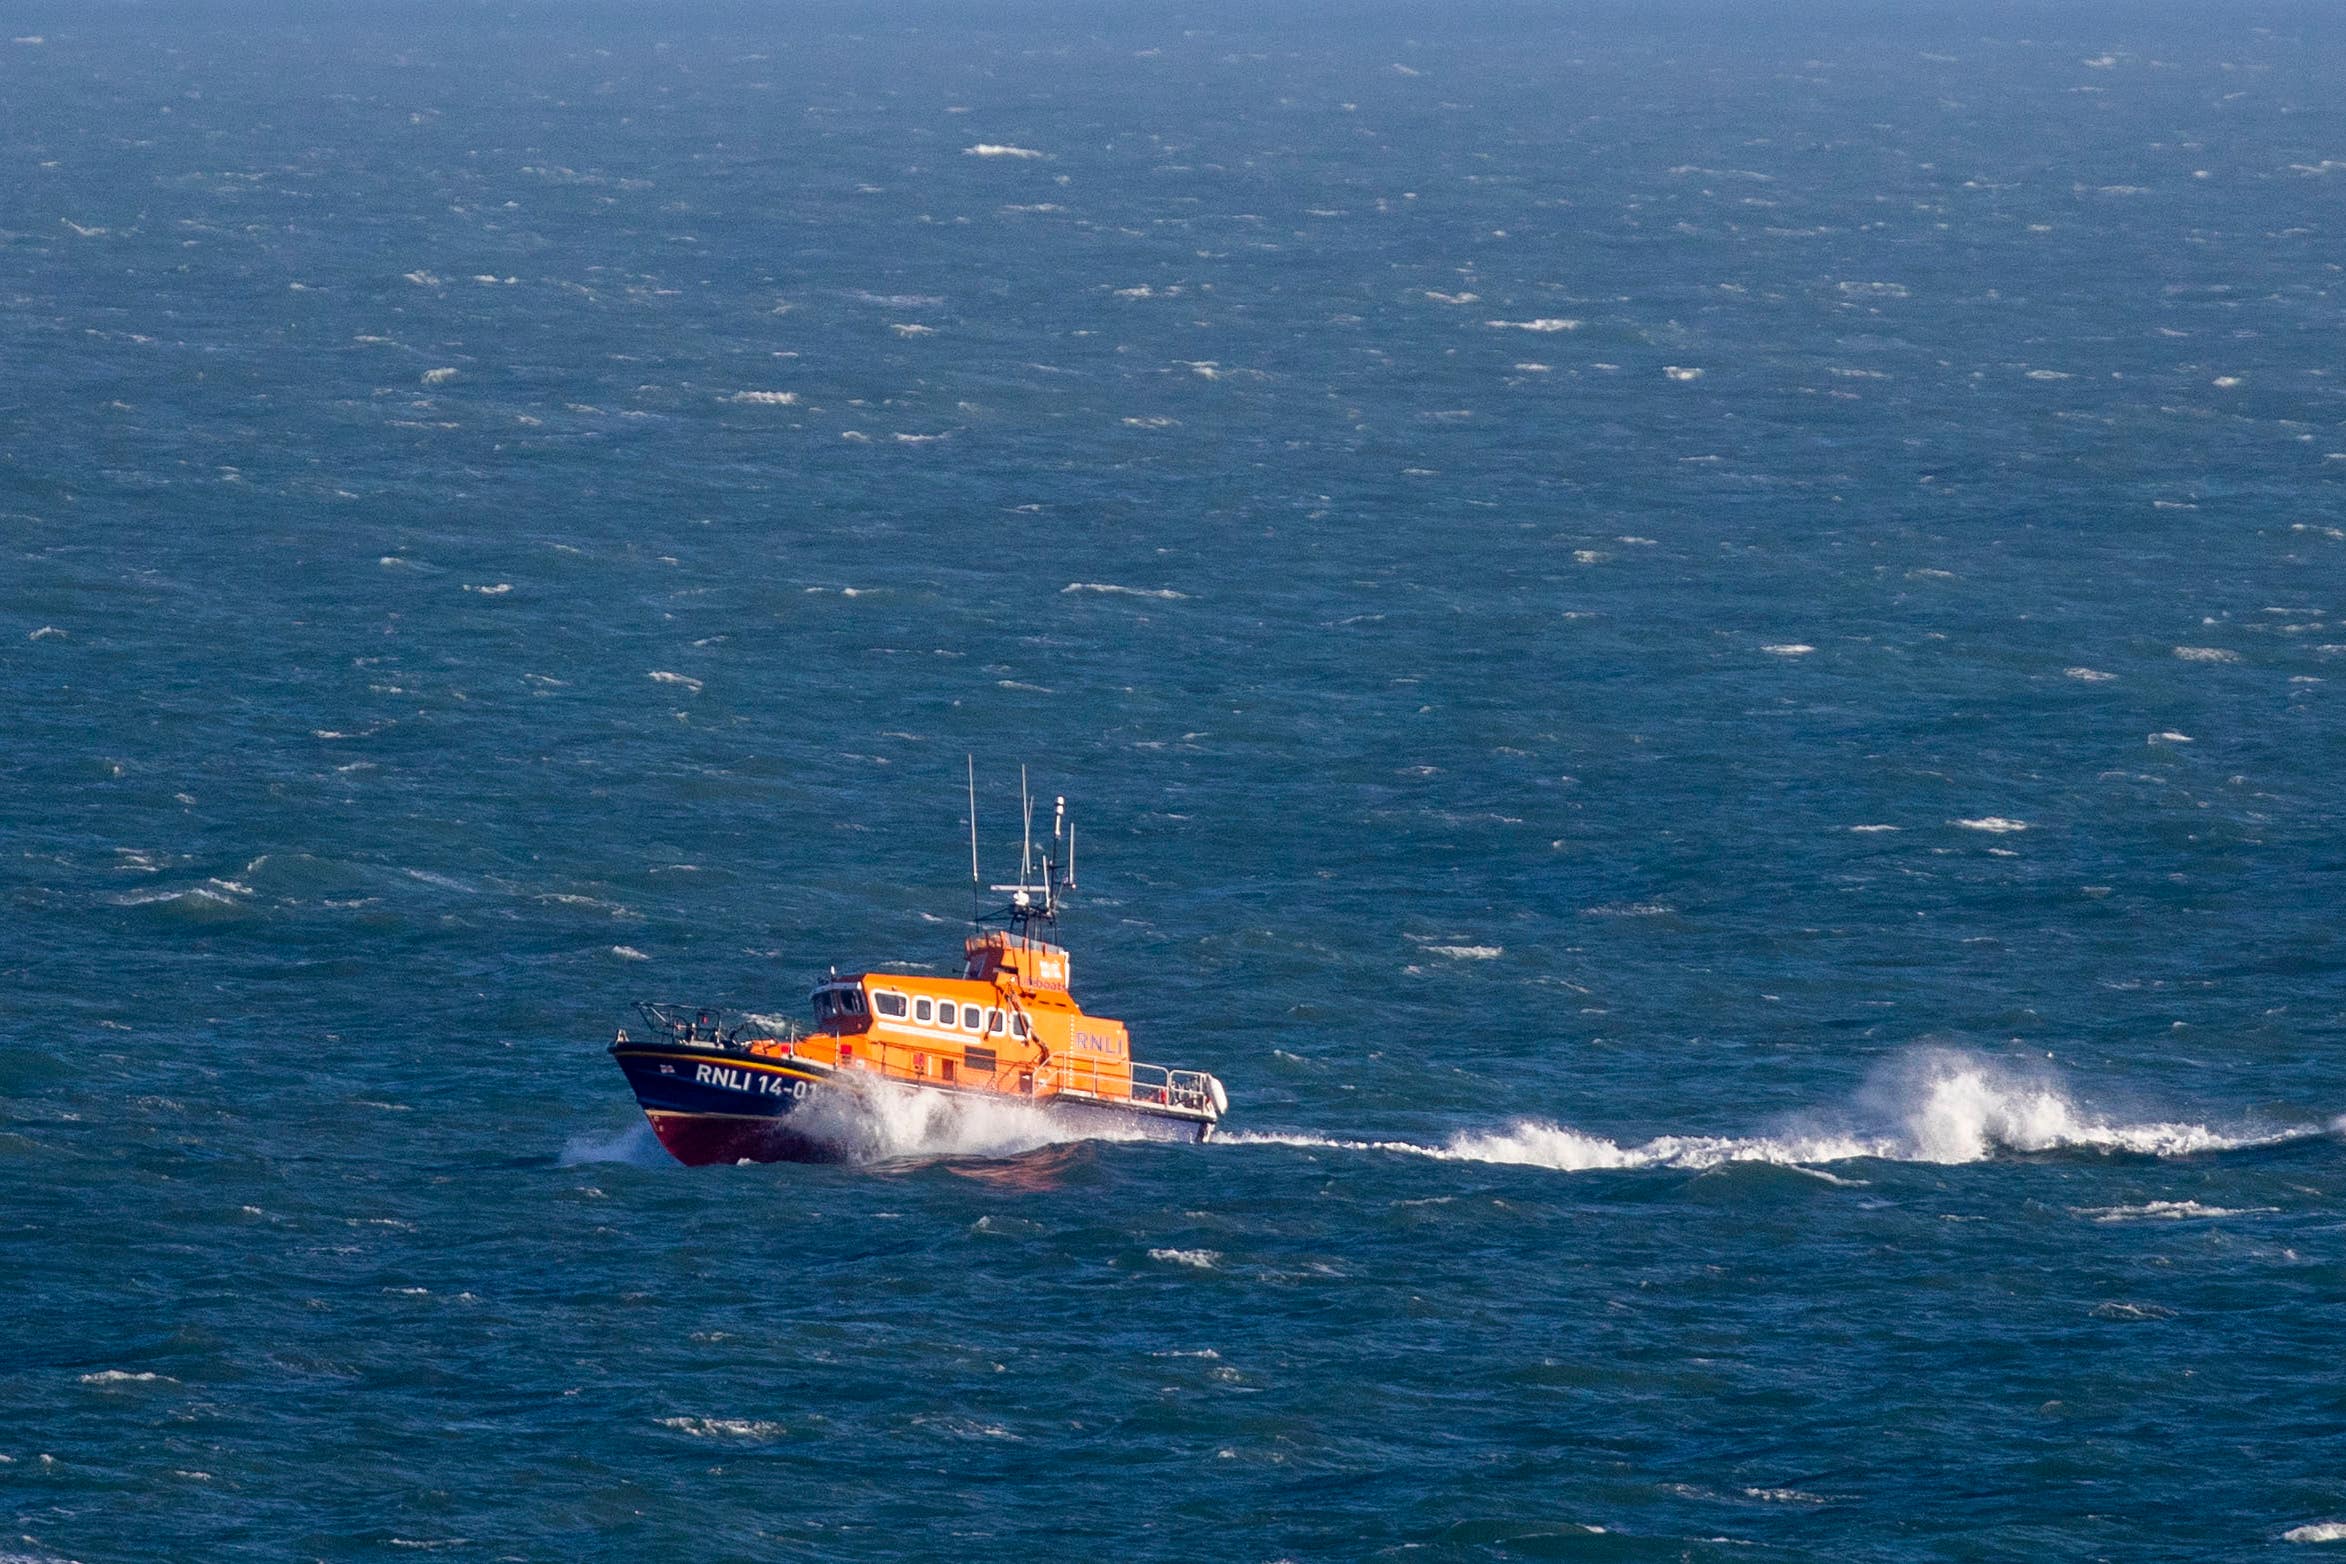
[610,1041,1213,1168]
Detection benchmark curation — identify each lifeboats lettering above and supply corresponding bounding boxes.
[694,1063,802,1098]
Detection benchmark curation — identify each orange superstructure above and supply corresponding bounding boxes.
[791,930,1138,1103]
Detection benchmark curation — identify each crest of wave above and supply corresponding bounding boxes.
[1230,1047,2300,1173]
[1229,1124,1886,1172]
[1881,1049,2246,1163]
[788,1073,1153,1163]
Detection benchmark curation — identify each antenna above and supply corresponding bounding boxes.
[1020,765,1034,883]
[1053,795,1065,845]
[1067,821,1076,889]
[966,755,980,886]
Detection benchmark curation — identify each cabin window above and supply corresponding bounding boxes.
[844,989,865,1015]
[962,1004,982,1029]
[914,998,933,1024]
[1012,1015,1028,1040]
[813,992,834,1020]
[875,992,907,1019]
[965,1046,996,1075]
[983,1009,1000,1035]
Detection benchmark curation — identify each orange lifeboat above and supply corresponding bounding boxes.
[607,776,1228,1166]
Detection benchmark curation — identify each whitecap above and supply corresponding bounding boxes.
[1952,816,2028,833]
[2090,1301,2177,1321]
[727,390,797,405]
[1149,1248,1220,1269]
[1761,643,1814,656]
[647,671,702,692]
[1061,582,1186,600]
[2285,1523,2346,1544]
[1485,318,1580,332]
[1425,945,1501,960]
[1223,1048,2307,1176]
[656,1416,786,1440]
[114,886,239,909]
[2064,667,2115,681]
[2076,1200,2275,1222]
[611,945,650,961]
[420,367,458,385]
[964,144,1045,159]
[2173,646,2239,663]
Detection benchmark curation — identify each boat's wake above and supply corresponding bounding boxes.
[1224,1050,2335,1175]
[570,1048,2335,1176]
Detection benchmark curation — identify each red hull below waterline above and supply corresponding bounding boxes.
[644,1110,842,1168]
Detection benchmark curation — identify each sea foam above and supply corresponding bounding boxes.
[1225,1050,2315,1175]
[789,1073,1159,1163]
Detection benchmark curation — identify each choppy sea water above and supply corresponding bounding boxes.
[5,3,2344,1558]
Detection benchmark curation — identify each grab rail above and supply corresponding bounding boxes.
[627,1002,802,1049]
[1049,1056,1216,1112]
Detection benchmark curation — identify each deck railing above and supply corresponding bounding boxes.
[1051,1056,1216,1113]
[623,1005,1212,1115]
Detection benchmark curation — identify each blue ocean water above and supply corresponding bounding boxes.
[5,2,2345,1558]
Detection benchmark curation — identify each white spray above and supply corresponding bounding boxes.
[1225,1048,2324,1175]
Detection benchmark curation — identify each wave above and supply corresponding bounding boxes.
[655,1416,786,1441]
[559,1122,669,1167]
[1225,1050,2326,1174]
[2076,1200,2276,1222]
[787,1073,1158,1163]
[1062,582,1186,600]
[1148,1248,1221,1269]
